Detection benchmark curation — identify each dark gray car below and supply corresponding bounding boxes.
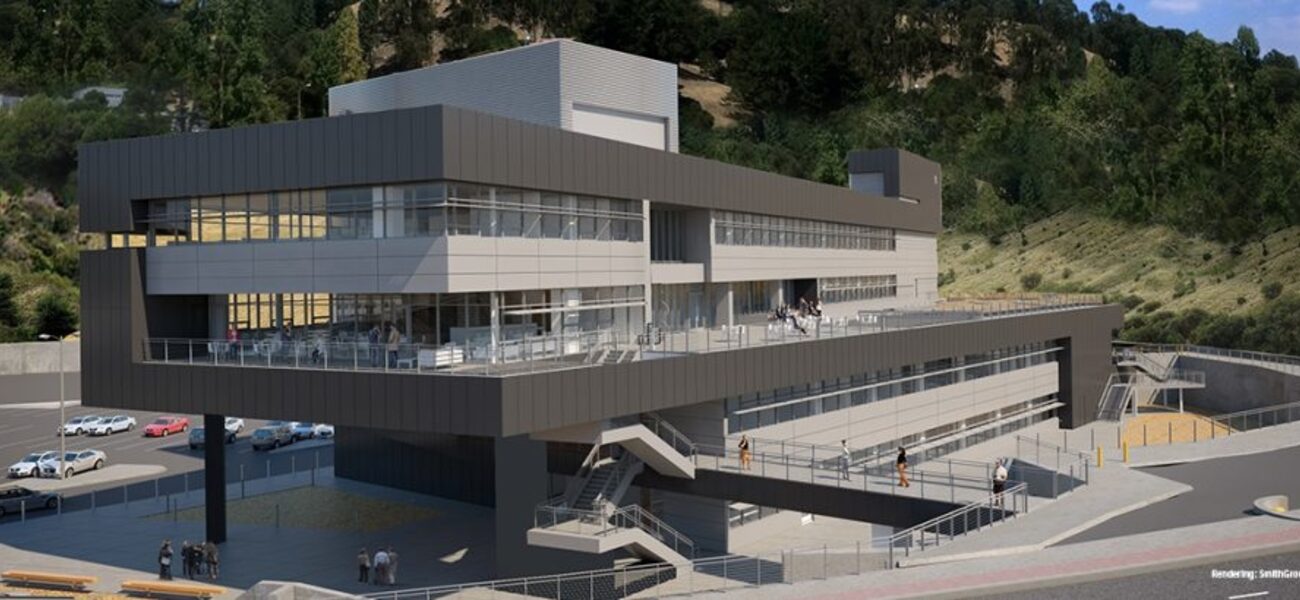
[250,424,293,451]
[0,486,60,517]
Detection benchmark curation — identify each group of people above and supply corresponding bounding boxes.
[365,324,405,369]
[357,546,399,586]
[157,539,219,581]
[770,297,825,335]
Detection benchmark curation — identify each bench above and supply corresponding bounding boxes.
[121,580,226,599]
[2,569,98,591]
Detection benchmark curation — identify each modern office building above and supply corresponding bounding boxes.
[78,40,1122,577]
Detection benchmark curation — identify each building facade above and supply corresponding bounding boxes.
[78,40,1122,576]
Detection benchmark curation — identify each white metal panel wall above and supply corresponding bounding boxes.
[558,41,679,152]
[731,361,1059,450]
[709,230,938,310]
[145,236,648,295]
[328,42,565,129]
[571,104,667,151]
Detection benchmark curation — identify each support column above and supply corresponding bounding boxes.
[493,435,607,577]
[489,292,501,364]
[204,414,227,544]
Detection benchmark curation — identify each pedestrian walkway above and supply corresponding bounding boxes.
[686,512,1300,599]
[1128,418,1300,466]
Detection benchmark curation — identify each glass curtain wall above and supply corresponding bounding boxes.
[713,210,895,250]
[142,182,644,245]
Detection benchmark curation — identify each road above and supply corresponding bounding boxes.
[981,549,1300,599]
[1063,444,1300,544]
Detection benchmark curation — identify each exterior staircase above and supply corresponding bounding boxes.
[1099,347,1207,421]
[527,413,698,564]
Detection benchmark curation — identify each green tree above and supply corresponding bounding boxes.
[184,0,283,127]
[33,292,76,337]
[0,271,18,328]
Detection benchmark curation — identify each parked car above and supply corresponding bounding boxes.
[7,451,57,478]
[188,421,239,449]
[265,420,301,432]
[143,416,190,438]
[290,422,333,441]
[224,417,245,434]
[88,415,136,436]
[250,425,293,451]
[0,486,61,517]
[38,450,107,479]
[58,415,102,436]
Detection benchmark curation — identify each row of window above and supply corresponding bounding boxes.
[142,182,644,245]
[819,275,898,304]
[714,210,895,251]
[724,343,1057,433]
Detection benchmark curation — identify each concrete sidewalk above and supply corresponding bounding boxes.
[689,513,1300,599]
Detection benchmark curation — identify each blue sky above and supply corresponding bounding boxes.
[1073,0,1300,58]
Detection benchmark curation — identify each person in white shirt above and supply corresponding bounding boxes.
[372,548,389,586]
[993,459,1010,507]
[840,440,852,481]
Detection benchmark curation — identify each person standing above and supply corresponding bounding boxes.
[357,547,371,583]
[372,547,389,586]
[158,540,174,580]
[738,435,752,471]
[992,458,1009,508]
[896,447,910,488]
[367,325,381,368]
[386,324,401,368]
[840,440,852,481]
[180,541,192,579]
[386,546,398,586]
[203,540,219,581]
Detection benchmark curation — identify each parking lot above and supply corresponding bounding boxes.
[0,396,335,500]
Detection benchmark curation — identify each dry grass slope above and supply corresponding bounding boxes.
[938,209,1300,315]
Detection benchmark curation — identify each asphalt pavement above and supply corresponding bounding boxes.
[1063,444,1300,544]
[981,549,1300,599]
[0,399,334,499]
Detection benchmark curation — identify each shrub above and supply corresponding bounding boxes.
[1139,300,1163,313]
[1061,268,1072,280]
[961,240,972,252]
[1120,294,1144,310]
[995,286,1007,293]
[34,293,77,337]
[1237,296,1247,306]
[937,269,957,287]
[1173,278,1197,299]
[1020,272,1043,291]
[1262,282,1283,300]
[1202,251,1213,262]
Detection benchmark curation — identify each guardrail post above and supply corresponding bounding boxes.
[240,465,246,499]
[1168,421,1173,445]
[20,500,25,522]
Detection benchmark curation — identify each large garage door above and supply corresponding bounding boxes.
[572,104,667,151]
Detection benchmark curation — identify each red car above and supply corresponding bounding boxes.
[143,416,190,437]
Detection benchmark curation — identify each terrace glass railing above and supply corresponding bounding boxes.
[141,295,1103,377]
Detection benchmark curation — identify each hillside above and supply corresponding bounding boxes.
[939,210,1300,316]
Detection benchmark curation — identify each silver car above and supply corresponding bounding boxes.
[88,415,136,436]
[8,451,57,478]
[59,415,102,436]
[39,450,107,479]
[250,425,293,451]
[0,486,60,517]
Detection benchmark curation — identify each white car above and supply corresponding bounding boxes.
[38,450,107,479]
[88,415,136,436]
[290,422,332,441]
[59,415,102,436]
[224,417,245,434]
[8,451,57,478]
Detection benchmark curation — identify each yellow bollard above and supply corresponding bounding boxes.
[1122,440,1129,464]
[1096,446,1104,469]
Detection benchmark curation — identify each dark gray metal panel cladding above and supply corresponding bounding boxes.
[78,105,938,234]
[80,249,504,436]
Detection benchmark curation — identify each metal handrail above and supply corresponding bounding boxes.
[1117,342,1300,370]
[887,481,1029,568]
[642,412,697,459]
[534,502,696,558]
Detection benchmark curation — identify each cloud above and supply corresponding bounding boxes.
[1149,0,1203,13]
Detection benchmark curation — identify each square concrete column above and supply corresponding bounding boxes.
[493,435,608,577]
[204,413,227,544]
